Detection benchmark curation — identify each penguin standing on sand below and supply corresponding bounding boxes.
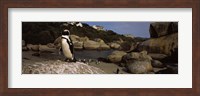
[60,23,76,62]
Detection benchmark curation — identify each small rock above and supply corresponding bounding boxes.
[151,60,165,68]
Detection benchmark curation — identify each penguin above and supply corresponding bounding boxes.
[116,68,120,74]
[60,25,76,62]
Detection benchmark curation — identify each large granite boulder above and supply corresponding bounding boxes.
[22,60,105,74]
[39,44,55,53]
[79,36,89,42]
[83,40,100,50]
[107,51,127,63]
[95,38,110,50]
[137,33,178,56]
[127,61,153,74]
[70,35,80,42]
[122,51,153,74]
[94,38,105,43]
[109,43,121,50]
[122,51,152,63]
[149,22,178,38]
[99,43,110,50]
[73,41,83,50]
[54,36,62,49]
[47,43,55,48]
[27,44,39,51]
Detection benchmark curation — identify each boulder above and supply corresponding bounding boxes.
[122,51,153,74]
[109,43,121,49]
[107,51,127,63]
[22,46,28,51]
[83,40,100,50]
[94,38,110,50]
[79,36,89,42]
[47,43,55,48]
[27,44,39,51]
[137,33,178,56]
[148,53,168,60]
[127,61,153,74]
[22,40,26,47]
[149,22,178,38]
[70,35,80,42]
[39,44,55,53]
[151,60,165,68]
[54,36,61,49]
[122,51,152,63]
[127,42,140,52]
[22,60,105,74]
[73,41,83,50]
[94,38,105,43]
[99,43,110,50]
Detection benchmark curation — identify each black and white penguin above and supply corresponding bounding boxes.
[60,24,76,62]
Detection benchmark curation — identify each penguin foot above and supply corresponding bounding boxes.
[65,58,76,62]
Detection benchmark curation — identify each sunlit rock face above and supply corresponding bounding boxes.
[22,60,105,74]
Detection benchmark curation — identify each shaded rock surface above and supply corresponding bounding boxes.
[149,22,178,38]
[155,65,178,74]
[22,60,105,74]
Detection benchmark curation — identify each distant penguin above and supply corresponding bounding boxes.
[116,68,120,74]
[60,24,76,62]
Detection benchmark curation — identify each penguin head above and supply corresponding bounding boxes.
[62,29,70,36]
[61,23,70,36]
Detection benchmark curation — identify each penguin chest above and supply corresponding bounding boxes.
[61,39,73,59]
